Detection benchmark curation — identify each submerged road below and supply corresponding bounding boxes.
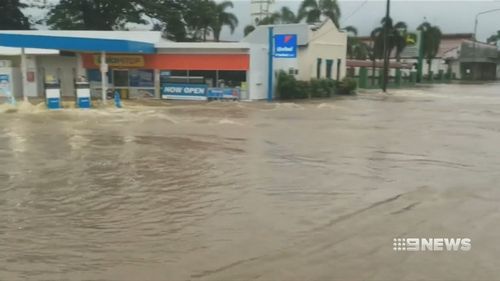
[1,84,500,280]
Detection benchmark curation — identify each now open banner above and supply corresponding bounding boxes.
[162,84,208,100]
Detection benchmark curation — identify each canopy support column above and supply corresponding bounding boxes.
[21,48,28,101]
[100,51,107,104]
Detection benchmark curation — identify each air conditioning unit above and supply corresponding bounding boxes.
[0,60,12,68]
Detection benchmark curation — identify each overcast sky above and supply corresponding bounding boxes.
[25,0,500,42]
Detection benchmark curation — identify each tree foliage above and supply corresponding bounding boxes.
[298,0,341,27]
[47,0,146,30]
[210,1,239,42]
[418,22,442,73]
[487,30,500,45]
[0,0,30,30]
[369,17,409,61]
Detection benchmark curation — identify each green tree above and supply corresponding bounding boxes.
[343,26,369,60]
[418,22,442,75]
[0,0,30,30]
[298,0,341,27]
[243,6,299,37]
[344,25,358,59]
[487,30,500,45]
[279,6,299,24]
[184,0,217,41]
[210,1,238,42]
[380,17,408,61]
[393,21,408,61]
[145,0,188,41]
[370,26,385,84]
[47,0,146,30]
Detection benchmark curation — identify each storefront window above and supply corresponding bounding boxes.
[129,70,154,87]
[87,69,112,83]
[160,69,246,88]
[218,71,246,87]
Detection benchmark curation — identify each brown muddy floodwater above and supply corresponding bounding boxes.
[1,84,500,281]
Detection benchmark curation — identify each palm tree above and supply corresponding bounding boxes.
[279,6,299,24]
[379,17,408,61]
[343,25,358,59]
[298,0,341,27]
[243,6,299,37]
[370,26,384,85]
[244,25,255,36]
[258,12,281,25]
[184,0,215,41]
[393,21,408,61]
[418,22,442,76]
[210,0,238,42]
[342,26,370,60]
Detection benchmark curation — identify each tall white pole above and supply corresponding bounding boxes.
[100,51,107,104]
[21,48,28,101]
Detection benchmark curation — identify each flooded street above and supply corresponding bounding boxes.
[1,84,500,280]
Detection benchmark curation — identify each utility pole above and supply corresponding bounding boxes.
[382,0,391,92]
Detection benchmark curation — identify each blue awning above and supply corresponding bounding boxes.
[0,33,156,54]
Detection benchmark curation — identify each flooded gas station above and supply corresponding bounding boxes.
[1,83,500,280]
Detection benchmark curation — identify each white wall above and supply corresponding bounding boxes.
[299,21,347,81]
[24,55,38,97]
[37,55,78,97]
[248,44,269,100]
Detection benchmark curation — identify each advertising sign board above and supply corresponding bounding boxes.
[162,84,208,101]
[274,34,297,58]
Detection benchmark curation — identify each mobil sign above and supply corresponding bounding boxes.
[274,34,297,58]
[162,83,208,101]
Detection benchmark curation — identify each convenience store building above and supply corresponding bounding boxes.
[0,21,346,101]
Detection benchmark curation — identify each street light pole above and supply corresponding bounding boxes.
[474,8,500,41]
[382,0,391,92]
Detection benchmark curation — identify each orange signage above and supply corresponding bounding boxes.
[93,55,145,68]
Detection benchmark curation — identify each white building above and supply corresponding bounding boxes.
[243,19,348,84]
[251,0,275,25]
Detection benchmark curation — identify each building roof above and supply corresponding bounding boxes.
[356,33,476,59]
[0,30,164,44]
[243,23,311,46]
[0,31,164,54]
[242,19,345,47]
[347,59,412,69]
[156,42,250,49]
[0,47,59,56]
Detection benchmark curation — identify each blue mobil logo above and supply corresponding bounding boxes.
[274,34,297,58]
[162,84,208,100]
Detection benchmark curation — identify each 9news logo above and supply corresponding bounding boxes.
[393,238,471,252]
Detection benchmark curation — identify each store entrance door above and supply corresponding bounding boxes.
[113,69,129,99]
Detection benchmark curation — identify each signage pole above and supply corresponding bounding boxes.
[267,26,274,102]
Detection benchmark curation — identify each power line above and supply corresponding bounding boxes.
[341,0,369,25]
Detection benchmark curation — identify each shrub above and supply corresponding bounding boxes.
[336,77,357,95]
[277,71,349,99]
[295,81,310,99]
[319,79,336,97]
[276,71,298,100]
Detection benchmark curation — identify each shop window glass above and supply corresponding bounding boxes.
[87,69,112,83]
[129,70,154,87]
